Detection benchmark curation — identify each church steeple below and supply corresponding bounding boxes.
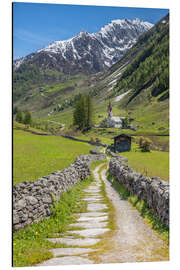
[108,101,113,118]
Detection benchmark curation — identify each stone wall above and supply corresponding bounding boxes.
[61,135,107,147]
[106,148,128,162]
[13,154,106,231]
[109,158,169,226]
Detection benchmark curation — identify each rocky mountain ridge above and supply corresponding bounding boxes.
[14,18,153,74]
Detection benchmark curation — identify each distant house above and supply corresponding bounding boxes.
[114,134,131,152]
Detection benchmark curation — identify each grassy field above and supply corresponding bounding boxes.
[13,121,51,135]
[13,129,93,185]
[43,82,75,94]
[120,144,169,181]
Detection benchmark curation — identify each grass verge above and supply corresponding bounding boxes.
[90,160,107,171]
[99,163,117,232]
[106,171,169,244]
[13,175,93,267]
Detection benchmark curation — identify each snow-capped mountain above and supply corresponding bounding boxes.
[14,18,153,74]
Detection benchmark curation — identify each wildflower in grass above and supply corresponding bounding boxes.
[34,231,39,235]
[13,242,16,246]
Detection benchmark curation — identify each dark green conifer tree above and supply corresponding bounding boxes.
[86,94,94,130]
[15,109,23,123]
[73,94,94,131]
[24,111,32,126]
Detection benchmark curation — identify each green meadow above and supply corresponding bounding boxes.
[120,144,169,181]
[13,129,93,185]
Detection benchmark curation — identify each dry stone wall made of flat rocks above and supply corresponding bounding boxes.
[13,154,106,231]
[109,158,169,226]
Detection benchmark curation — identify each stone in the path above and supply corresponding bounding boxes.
[69,221,108,229]
[83,197,102,202]
[68,228,109,237]
[83,191,101,195]
[83,188,101,193]
[86,184,101,188]
[50,247,95,257]
[47,237,100,246]
[84,186,101,190]
[77,212,107,218]
[87,203,108,212]
[37,256,93,266]
[83,194,103,198]
[77,215,108,222]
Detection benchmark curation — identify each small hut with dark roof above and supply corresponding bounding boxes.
[114,134,131,152]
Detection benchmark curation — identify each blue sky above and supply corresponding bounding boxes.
[13,2,169,59]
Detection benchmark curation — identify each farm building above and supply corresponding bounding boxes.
[114,134,131,152]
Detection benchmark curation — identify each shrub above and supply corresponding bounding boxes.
[95,137,101,143]
[139,136,152,152]
[90,137,95,143]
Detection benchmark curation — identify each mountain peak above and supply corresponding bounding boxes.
[14,18,153,74]
[133,18,141,23]
[78,30,89,36]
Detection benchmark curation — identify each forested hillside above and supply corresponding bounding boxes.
[111,14,169,105]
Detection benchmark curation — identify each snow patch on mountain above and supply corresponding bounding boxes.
[114,90,131,102]
[14,57,25,69]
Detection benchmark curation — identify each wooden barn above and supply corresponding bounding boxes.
[114,134,131,152]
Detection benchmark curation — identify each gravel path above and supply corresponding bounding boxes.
[95,169,169,263]
[37,164,169,266]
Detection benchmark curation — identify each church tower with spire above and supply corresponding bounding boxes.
[108,101,113,119]
[107,101,124,128]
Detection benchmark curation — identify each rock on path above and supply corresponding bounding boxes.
[37,163,169,266]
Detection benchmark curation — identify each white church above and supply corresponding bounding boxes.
[107,102,125,129]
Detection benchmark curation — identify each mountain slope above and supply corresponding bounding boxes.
[107,14,169,104]
[90,14,169,135]
[14,18,153,75]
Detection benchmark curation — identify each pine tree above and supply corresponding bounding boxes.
[73,94,94,131]
[86,94,94,130]
[24,111,32,126]
[15,109,23,123]
[73,95,87,130]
